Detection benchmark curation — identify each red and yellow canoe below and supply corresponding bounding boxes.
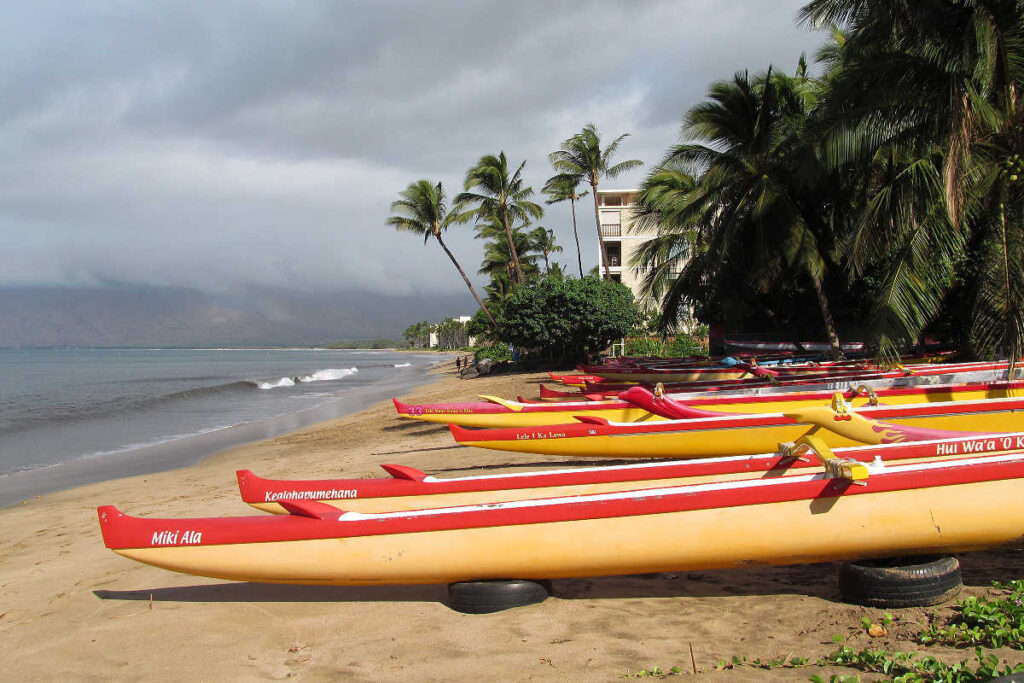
[394,381,1024,429]
[449,396,1024,458]
[99,445,1024,585]
[238,430,1024,514]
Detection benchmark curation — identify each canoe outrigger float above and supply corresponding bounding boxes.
[394,381,1024,429]
[238,430,1024,514]
[449,396,1024,458]
[99,439,1024,586]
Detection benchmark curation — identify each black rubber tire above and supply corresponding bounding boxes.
[839,555,962,608]
[989,674,1024,682]
[447,579,551,614]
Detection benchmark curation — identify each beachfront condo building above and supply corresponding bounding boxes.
[597,189,694,328]
[596,188,656,308]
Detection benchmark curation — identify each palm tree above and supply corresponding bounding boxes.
[478,224,542,284]
[548,124,642,279]
[542,176,589,277]
[528,227,563,274]
[456,152,543,285]
[640,68,847,357]
[387,179,497,327]
[628,156,700,328]
[800,0,1024,359]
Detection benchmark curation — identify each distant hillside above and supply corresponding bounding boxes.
[0,285,475,348]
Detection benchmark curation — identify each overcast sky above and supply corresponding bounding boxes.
[0,0,828,301]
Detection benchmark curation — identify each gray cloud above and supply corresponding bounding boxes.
[0,0,826,299]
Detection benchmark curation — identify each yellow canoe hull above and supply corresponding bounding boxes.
[113,476,1024,585]
[402,385,1024,428]
[454,407,1024,458]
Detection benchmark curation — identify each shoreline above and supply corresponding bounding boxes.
[0,355,455,509]
[1,366,1021,681]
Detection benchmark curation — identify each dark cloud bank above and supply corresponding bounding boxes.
[0,1,827,343]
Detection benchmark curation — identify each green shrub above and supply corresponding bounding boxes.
[474,343,512,363]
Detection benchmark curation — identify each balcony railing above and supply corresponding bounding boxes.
[600,224,621,237]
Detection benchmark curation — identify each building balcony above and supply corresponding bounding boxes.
[600,224,622,237]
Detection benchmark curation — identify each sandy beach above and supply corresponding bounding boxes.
[2,362,1022,682]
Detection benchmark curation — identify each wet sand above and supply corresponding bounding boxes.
[1,363,1021,681]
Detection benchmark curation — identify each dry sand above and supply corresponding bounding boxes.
[1,363,1022,681]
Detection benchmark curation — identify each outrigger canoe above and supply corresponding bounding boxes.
[394,381,1024,429]
[544,360,1016,399]
[238,430,1024,514]
[99,441,1024,585]
[449,396,1024,458]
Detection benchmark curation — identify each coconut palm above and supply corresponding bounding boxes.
[478,225,542,284]
[528,227,563,274]
[548,124,643,279]
[456,152,543,285]
[801,0,1024,359]
[387,179,497,327]
[542,176,589,277]
[628,156,701,328]
[647,68,847,357]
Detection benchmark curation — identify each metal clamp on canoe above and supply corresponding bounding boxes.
[847,384,879,406]
[779,434,870,485]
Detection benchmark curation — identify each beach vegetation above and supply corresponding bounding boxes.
[919,579,1024,649]
[548,124,643,280]
[623,329,709,358]
[433,317,470,350]
[492,276,643,361]
[472,342,512,364]
[401,321,433,348]
[386,179,498,327]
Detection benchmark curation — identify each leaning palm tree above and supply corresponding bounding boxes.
[528,227,563,274]
[548,124,642,279]
[387,179,497,327]
[456,152,543,285]
[542,176,589,277]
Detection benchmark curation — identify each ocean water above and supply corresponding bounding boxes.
[0,348,441,477]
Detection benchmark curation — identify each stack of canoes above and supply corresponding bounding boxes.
[98,355,1024,590]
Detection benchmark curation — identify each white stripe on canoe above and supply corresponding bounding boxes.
[341,451,1024,522]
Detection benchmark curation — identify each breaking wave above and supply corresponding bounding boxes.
[256,367,358,390]
[394,362,412,368]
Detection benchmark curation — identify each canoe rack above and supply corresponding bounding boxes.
[776,433,870,485]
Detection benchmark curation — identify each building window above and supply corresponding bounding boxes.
[603,243,622,267]
[602,194,622,207]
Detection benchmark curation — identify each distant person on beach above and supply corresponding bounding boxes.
[455,357,461,371]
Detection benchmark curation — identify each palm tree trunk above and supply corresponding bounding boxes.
[570,198,583,277]
[502,205,525,284]
[435,233,497,327]
[809,270,843,360]
[590,185,612,279]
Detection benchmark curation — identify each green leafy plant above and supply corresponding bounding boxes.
[820,636,1024,682]
[473,342,512,363]
[919,580,1024,649]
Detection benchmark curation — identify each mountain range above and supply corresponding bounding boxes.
[0,285,475,347]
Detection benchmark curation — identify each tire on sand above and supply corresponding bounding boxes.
[447,579,551,614]
[839,555,962,608]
